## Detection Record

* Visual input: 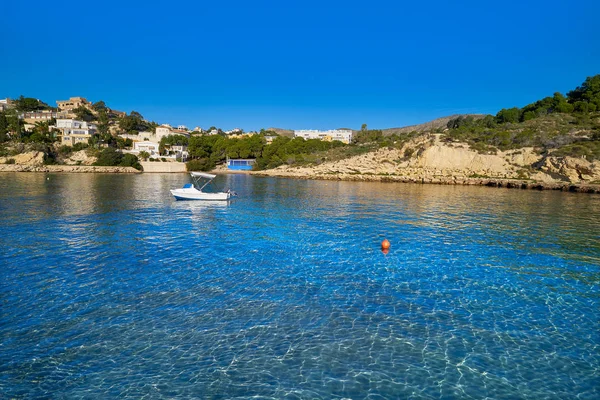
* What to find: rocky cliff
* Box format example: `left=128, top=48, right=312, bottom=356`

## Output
left=254, top=134, right=600, bottom=192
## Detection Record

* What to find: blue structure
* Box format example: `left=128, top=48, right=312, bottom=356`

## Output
left=227, top=159, right=255, bottom=171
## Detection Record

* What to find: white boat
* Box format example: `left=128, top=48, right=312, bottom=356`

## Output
left=170, top=172, right=233, bottom=201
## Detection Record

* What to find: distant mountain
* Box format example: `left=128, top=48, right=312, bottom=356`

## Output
left=381, top=114, right=485, bottom=136
left=266, top=127, right=295, bottom=137
left=266, top=119, right=489, bottom=137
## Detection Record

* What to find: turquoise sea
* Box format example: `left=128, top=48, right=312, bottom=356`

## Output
left=1, top=173, right=599, bottom=399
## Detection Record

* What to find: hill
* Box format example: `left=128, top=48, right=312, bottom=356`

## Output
left=254, top=75, right=600, bottom=189
left=265, top=127, right=294, bottom=137
left=381, top=115, right=484, bottom=136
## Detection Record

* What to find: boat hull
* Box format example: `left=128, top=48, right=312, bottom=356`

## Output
left=170, top=189, right=230, bottom=201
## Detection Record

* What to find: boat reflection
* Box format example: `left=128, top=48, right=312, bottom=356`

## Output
left=172, top=199, right=230, bottom=211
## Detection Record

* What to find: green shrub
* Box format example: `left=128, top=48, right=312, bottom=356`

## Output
left=72, top=143, right=88, bottom=151
left=57, top=145, right=74, bottom=156
left=29, top=142, right=48, bottom=152
left=119, top=153, right=142, bottom=170
left=186, top=158, right=213, bottom=171
left=552, top=140, right=600, bottom=161
left=94, top=147, right=123, bottom=166
left=44, top=153, right=58, bottom=165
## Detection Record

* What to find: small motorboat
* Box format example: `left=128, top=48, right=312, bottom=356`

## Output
left=170, top=172, right=233, bottom=201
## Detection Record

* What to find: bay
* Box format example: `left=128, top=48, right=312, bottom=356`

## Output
left=0, top=173, right=599, bottom=399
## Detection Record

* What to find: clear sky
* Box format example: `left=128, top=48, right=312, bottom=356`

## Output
left=1, top=0, right=598, bottom=131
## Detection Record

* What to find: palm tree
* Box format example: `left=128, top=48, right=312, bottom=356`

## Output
left=138, top=150, right=150, bottom=161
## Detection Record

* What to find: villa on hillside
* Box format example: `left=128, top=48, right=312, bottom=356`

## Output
left=134, top=141, right=160, bottom=157
left=0, top=98, right=14, bottom=112
left=56, top=97, right=92, bottom=111
left=155, top=125, right=190, bottom=140
left=119, top=125, right=190, bottom=145
left=129, top=140, right=188, bottom=161
left=264, top=135, right=277, bottom=144
left=53, top=119, right=97, bottom=146
left=294, top=129, right=353, bottom=144
left=121, top=125, right=190, bottom=161
left=20, top=110, right=68, bottom=123
left=228, top=131, right=255, bottom=139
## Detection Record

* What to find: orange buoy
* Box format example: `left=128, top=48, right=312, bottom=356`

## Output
left=381, top=239, right=391, bottom=250
left=381, top=248, right=389, bottom=255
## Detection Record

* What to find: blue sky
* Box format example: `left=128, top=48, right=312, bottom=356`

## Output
left=1, top=0, right=598, bottom=131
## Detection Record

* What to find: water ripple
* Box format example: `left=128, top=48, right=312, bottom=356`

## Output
left=0, top=173, right=599, bottom=399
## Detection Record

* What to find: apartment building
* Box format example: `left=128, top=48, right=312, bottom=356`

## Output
left=294, top=129, right=353, bottom=144
left=54, top=119, right=97, bottom=146
left=20, top=110, right=68, bottom=123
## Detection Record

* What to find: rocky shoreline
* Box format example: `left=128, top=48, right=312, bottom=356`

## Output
left=251, top=169, right=600, bottom=193
left=3, top=141, right=600, bottom=193
left=0, top=164, right=140, bottom=173
left=249, top=135, right=600, bottom=194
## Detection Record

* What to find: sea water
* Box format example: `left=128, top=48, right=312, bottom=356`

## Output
left=0, top=173, right=599, bottom=399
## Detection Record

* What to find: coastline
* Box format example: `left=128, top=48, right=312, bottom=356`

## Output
left=2, top=161, right=598, bottom=194
left=250, top=169, right=600, bottom=193
left=0, top=164, right=140, bottom=173
left=243, top=137, right=600, bottom=194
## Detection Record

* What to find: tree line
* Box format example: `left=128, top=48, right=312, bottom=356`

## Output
left=444, top=75, right=600, bottom=159
left=183, top=133, right=345, bottom=171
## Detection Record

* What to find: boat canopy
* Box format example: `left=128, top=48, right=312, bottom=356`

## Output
left=191, top=172, right=216, bottom=179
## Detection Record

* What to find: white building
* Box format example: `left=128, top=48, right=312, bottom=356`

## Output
left=54, top=119, right=97, bottom=146
left=0, top=98, right=13, bottom=111
left=120, top=126, right=189, bottom=145
left=294, top=129, right=353, bottom=144
left=20, top=110, right=68, bottom=122
left=170, top=145, right=189, bottom=161
left=264, top=135, right=277, bottom=144
left=155, top=125, right=190, bottom=141
left=155, top=126, right=172, bottom=141
left=130, top=141, right=187, bottom=160
left=134, top=141, right=161, bottom=157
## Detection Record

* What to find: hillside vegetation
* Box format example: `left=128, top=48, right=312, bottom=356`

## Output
left=176, top=75, right=600, bottom=172
left=2, top=75, right=599, bottom=178
left=382, top=115, right=485, bottom=136
left=299, top=75, right=600, bottom=165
